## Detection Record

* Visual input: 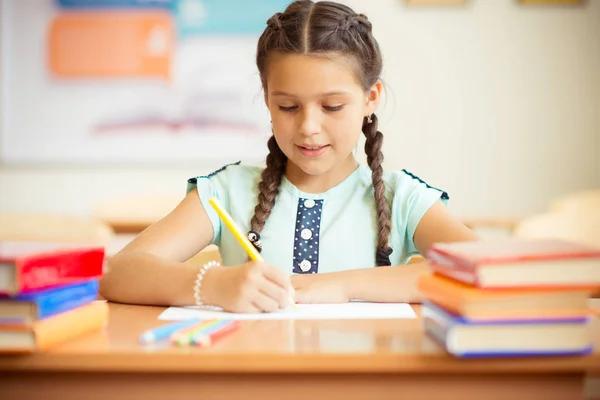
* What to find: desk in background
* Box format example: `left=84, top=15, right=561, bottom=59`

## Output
left=1, top=301, right=599, bottom=400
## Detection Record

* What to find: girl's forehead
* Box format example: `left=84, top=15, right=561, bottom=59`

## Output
left=266, top=54, right=363, bottom=96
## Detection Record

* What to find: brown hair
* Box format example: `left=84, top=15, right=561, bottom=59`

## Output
left=250, top=0, right=393, bottom=266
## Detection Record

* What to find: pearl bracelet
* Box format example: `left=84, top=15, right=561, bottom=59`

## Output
left=193, top=260, right=220, bottom=306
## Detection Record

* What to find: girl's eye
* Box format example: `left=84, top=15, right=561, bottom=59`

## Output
left=279, top=105, right=298, bottom=112
left=323, top=105, right=344, bottom=112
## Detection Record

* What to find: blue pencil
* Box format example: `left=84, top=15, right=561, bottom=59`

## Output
left=139, top=319, right=204, bottom=344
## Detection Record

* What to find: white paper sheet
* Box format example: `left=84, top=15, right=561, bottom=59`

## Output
left=158, top=302, right=416, bottom=321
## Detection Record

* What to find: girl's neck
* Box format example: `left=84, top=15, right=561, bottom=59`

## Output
left=285, top=156, right=359, bottom=194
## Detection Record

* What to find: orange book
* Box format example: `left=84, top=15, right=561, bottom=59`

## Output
left=0, top=301, right=108, bottom=353
left=418, top=273, right=591, bottom=320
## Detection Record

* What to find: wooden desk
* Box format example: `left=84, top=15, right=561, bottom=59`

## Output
left=1, top=301, right=599, bottom=400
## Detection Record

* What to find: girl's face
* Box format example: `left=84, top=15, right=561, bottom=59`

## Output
left=265, top=54, right=381, bottom=185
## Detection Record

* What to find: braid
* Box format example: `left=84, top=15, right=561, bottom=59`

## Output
left=362, top=113, right=393, bottom=266
left=249, top=135, right=287, bottom=241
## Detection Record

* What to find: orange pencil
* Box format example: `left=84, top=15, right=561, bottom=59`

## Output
left=192, top=320, right=240, bottom=347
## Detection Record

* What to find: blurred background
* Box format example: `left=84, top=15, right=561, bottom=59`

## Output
left=0, top=0, right=599, bottom=245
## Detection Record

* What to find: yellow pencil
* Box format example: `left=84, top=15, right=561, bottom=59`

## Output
left=208, top=197, right=297, bottom=311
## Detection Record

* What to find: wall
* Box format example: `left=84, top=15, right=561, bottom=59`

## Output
left=1, top=0, right=599, bottom=220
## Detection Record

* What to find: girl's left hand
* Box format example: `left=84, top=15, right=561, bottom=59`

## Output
left=291, top=273, right=351, bottom=304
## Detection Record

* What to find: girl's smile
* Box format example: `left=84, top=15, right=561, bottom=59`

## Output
left=297, top=144, right=330, bottom=157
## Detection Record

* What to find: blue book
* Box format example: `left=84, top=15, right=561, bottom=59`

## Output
left=0, top=280, right=99, bottom=326
left=422, top=300, right=593, bottom=358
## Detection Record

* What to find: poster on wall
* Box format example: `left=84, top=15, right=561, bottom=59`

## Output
left=0, top=0, right=289, bottom=165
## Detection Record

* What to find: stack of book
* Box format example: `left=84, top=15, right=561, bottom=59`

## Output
left=0, top=241, right=109, bottom=353
left=419, top=238, right=600, bottom=357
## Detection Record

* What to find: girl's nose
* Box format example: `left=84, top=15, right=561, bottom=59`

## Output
left=298, top=108, right=321, bottom=137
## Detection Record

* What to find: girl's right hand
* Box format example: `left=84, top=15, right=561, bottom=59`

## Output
left=202, top=261, right=292, bottom=313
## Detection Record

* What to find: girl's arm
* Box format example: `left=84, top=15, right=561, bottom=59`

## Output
left=292, top=201, right=479, bottom=304
left=99, top=190, right=215, bottom=306
left=100, top=190, right=292, bottom=311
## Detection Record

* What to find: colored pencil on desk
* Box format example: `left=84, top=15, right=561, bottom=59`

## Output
left=170, top=320, right=219, bottom=345
left=175, top=320, right=230, bottom=347
left=208, top=197, right=297, bottom=311
left=192, top=320, right=239, bottom=347
left=188, top=319, right=234, bottom=345
left=139, top=319, right=204, bottom=344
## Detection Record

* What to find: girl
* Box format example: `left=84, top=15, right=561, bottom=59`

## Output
left=100, top=0, right=477, bottom=313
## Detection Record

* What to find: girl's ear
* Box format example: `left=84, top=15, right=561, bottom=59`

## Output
left=365, top=80, right=383, bottom=116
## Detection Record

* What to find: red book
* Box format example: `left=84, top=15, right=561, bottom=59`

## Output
left=0, top=241, right=105, bottom=296
left=427, top=238, right=600, bottom=289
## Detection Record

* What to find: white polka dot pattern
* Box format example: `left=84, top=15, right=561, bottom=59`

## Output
left=293, top=198, right=323, bottom=274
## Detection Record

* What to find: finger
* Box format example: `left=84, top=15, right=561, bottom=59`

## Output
left=242, top=305, right=263, bottom=314
left=261, top=264, right=290, bottom=289
left=229, top=300, right=262, bottom=314
left=251, top=292, right=281, bottom=313
left=258, top=278, right=290, bottom=310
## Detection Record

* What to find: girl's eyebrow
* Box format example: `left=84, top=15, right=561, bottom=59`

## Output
left=270, top=90, right=351, bottom=97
